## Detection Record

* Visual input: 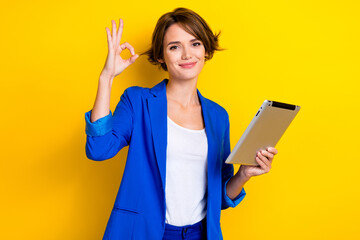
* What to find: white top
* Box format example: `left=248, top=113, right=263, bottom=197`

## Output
left=165, top=116, right=208, bottom=226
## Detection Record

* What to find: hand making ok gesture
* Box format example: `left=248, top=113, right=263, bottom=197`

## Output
left=101, top=19, right=139, bottom=79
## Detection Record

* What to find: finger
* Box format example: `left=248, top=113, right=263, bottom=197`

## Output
left=261, top=150, right=274, bottom=160
left=128, top=54, right=139, bottom=64
left=123, top=54, right=139, bottom=68
left=257, top=151, right=271, bottom=169
left=115, top=18, right=123, bottom=49
left=266, top=147, right=278, bottom=155
left=105, top=27, right=113, bottom=49
left=255, top=157, right=269, bottom=172
left=120, top=42, right=136, bottom=55
left=111, top=20, right=117, bottom=44
left=120, top=54, right=138, bottom=70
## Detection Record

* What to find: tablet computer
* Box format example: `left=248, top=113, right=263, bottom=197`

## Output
left=225, top=100, right=300, bottom=165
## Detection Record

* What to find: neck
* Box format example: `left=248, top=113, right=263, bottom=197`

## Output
left=166, top=77, right=200, bottom=107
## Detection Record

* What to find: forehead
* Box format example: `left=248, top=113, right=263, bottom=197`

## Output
left=163, top=23, right=197, bottom=43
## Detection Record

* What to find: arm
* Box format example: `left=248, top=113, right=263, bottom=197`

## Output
left=221, top=114, right=246, bottom=209
left=90, top=18, right=138, bottom=123
left=226, top=172, right=250, bottom=200
left=85, top=19, right=138, bottom=160
left=85, top=88, right=135, bottom=160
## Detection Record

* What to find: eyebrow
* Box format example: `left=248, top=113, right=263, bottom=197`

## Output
left=167, top=39, right=199, bottom=46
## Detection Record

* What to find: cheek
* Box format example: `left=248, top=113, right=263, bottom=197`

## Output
left=198, top=50, right=206, bottom=60
left=164, top=52, right=179, bottom=64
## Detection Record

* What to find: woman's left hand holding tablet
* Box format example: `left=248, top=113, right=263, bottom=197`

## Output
left=238, top=147, right=278, bottom=179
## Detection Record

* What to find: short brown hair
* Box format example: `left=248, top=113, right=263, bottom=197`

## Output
left=143, top=8, right=222, bottom=71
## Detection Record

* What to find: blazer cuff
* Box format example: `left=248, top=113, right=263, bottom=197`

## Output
left=85, top=110, right=112, bottom=137
left=223, top=178, right=246, bottom=208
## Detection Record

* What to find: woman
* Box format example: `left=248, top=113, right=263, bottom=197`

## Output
left=85, top=8, right=278, bottom=240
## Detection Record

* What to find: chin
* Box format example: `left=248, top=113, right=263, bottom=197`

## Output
left=175, top=73, right=201, bottom=81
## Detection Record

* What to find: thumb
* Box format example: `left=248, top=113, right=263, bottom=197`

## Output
left=128, top=54, right=139, bottom=65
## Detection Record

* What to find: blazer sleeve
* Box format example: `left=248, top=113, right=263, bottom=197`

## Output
left=85, top=88, right=134, bottom=161
left=221, top=112, right=246, bottom=210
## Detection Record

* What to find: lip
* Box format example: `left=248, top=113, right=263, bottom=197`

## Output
left=179, top=62, right=197, bottom=68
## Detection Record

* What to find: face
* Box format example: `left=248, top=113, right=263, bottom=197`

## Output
left=159, top=23, right=207, bottom=82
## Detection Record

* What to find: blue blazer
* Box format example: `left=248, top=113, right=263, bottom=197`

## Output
left=85, top=79, right=246, bottom=240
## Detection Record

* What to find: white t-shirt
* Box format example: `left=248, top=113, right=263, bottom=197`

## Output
left=165, top=116, right=208, bottom=226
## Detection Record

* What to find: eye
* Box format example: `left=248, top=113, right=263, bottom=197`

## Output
left=193, top=42, right=201, bottom=47
left=169, top=45, right=178, bottom=50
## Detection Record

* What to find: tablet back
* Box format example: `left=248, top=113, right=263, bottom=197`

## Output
left=225, top=100, right=300, bottom=165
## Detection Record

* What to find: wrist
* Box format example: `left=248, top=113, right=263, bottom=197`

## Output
left=236, top=167, right=251, bottom=183
left=99, top=72, right=114, bottom=82
left=99, top=74, right=114, bottom=87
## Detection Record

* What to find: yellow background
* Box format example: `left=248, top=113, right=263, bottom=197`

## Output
left=1, top=0, right=359, bottom=239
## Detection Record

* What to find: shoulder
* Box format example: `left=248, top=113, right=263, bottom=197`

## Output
left=122, top=79, right=167, bottom=100
left=123, top=85, right=149, bottom=96
left=114, top=86, right=152, bottom=115
left=121, top=85, right=153, bottom=102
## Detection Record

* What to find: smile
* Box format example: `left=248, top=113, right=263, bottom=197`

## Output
left=179, top=62, right=197, bottom=68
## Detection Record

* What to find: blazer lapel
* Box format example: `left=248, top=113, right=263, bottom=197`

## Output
left=197, top=90, right=218, bottom=196
left=147, top=79, right=168, bottom=190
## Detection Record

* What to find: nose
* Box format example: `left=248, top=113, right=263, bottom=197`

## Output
left=181, top=46, right=192, bottom=60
